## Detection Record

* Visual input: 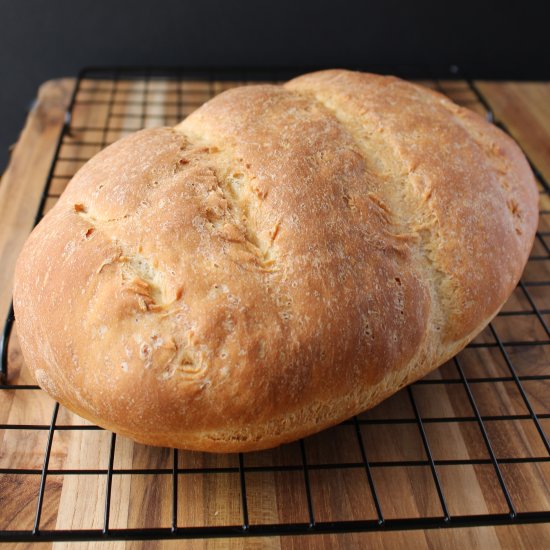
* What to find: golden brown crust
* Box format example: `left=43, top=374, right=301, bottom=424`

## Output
left=13, top=70, right=538, bottom=452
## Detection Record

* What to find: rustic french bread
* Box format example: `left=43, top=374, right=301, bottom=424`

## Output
left=13, top=70, right=538, bottom=452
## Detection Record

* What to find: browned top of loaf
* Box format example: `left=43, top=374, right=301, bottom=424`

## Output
left=13, top=70, right=538, bottom=451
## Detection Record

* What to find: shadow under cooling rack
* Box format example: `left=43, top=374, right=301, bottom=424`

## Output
left=0, top=67, right=549, bottom=543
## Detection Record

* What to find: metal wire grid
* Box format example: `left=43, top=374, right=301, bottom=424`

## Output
left=0, top=67, right=549, bottom=542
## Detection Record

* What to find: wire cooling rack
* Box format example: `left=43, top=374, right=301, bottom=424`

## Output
left=0, top=68, right=549, bottom=543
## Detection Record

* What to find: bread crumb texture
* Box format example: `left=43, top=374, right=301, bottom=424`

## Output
left=13, top=70, right=538, bottom=451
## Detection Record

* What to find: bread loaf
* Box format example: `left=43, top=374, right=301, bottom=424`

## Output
left=13, top=70, right=538, bottom=452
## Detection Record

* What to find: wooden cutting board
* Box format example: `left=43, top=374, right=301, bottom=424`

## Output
left=0, top=75, right=549, bottom=549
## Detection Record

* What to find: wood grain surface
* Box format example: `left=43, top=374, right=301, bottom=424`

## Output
left=0, top=75, right=549, bottom=549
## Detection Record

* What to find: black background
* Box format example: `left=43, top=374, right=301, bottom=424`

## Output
left=0, top=0, right=548, bottom=172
